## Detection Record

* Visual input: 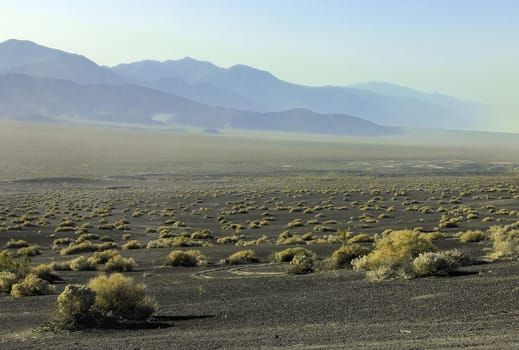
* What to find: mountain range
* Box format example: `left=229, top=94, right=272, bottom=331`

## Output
left=0, top=39, right=488, bottom=135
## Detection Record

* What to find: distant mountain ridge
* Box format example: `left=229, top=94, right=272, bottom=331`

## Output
left=0, top=73, right=392, bottom=136
left=112, top=58, right=488, bottom=129
left=0, top=38, right=488, bottom=134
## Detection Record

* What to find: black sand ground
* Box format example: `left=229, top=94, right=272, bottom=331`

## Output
left=1, top=175, right=519, bottom=349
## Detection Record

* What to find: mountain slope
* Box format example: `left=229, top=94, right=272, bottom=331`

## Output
left=112, top=58, right=487, bottom=129
left=0, top=73, right=393, bottom=136
left=0, top=39, right=127, bottom=85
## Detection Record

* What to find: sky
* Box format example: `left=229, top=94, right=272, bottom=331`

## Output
left=0, top=0, right=518, bottom=130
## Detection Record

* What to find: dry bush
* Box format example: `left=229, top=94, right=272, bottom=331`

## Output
left=331, top=244, right=369, bottom=269
left=55, top=284, right=96, bottom=329
left=5, top=239, right=29, bottom=248
left=122, top=240, right=144, bottom=250
left=488, top=223, right=519, bottom=259
left=88, top=250, right=120, bottom=265
left=102, top=255, right=136, bottom=273
left=166, top=250, right=208, bottom=267
left=224, top=250, right=260, bottom=265
left=30, top=264, right=59, bottom=282
left=17, top=245, right=41, bottom=257
left=88, top=273, right=155, bottom=320
left=0, top=271, right=17, bottom=292
left=0, top=250, right=29, bottom=277
left=347, top=233, right=373, bottom=244
left=11, top=274, right=54, bottom=297
left=459, top=230, right=488, bottom=243
left=412, top=249, right=468, bottom=277
left=270, top=247, right=316, bottom=263
left=352, top=229, right=435, bottom=280
left=286, top=253, right=314, bottom=275
left=70, top=256, right=96, bottom=271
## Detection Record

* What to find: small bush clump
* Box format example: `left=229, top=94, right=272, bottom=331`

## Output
left=270, top=247, right=316, bottom=263
left=0, top=271, right=17, bottom=292
left=11, top=274, right=53, bottom=297
left=412, top=249, right=468, bottom=277
left=55, top=284, right=97, bottom=329
left=330, top=244, right=369, bottom=269
left=488, top=223, right=519, bottom=259
left=352, top=229, right=435, bottom=280
left=122, top=240, right=145, bottom=250
left=459, top=230, right=488, bottom=243
left=88, top=273, right=155, bottom=320
left=166, top=250, right=208, bottom=267
left=224, top=250, right=260, bottom=265
left=286, top=254, right=314, bottom=275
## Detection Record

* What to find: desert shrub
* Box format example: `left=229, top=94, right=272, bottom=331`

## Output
left=459, top=230, right=488, bottom=243
left=412, top=249, right=468, bottom=277
left=60, top=241, right=118, bottom=256
left=11, top=274, right=53, bottom=297
left=0, top=271, right=17, bottom=292
left=270, top=247, right=316, bottom=263
left=17, top=245, right=41, bottom=257
left=353, top=229, right=435, bottom=280
left=78, top=233, right=101, bottom=241
left=70, top=256, right=96, bottom=271
left=102, top=255, right=136, bottom=273
left=166, top=250, right=208, bottom=267
left=224, top=250, right=260, bottom=265
left=122, top=240, right=145, bottom=250
left=88, top=273, right=155, bottom=320
left=30, top=264, right=59, bottom=282
left=190, top=229, right=214, bottom=240
left=146, top=237, right=207, bottom=249
left=87, top=250, right=120, bottom=265
left=60, top=241, right=97, bottom=256
left=347, top=233, right=373, bottom=244
left=50, top=260, right=72, bottom=271
left=0, top=250, right=29, bottom=277
left=55, top=284, right=96, bottom=329
left=52, top=238, right=74, bottom=250
left=5, top=239, right=29, bottom=248
left=488, top=224, right=519, bottom=259
left=330, top=244, right=370, bottom=269
left=286, top=254, right=314, bottom=275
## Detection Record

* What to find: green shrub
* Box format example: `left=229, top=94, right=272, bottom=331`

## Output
left=88, top=273, right=155, bottom=320
left=166, top=250, right=208, bottom=267
left=11, top=274, right=53, bottom=297
left=224, top=250, right=260, bottom=265
left=331, top=244, right=369, bottom=269
left=270, top=247, right=315, bottom=263
left=286, top=254, right=314, bottom=275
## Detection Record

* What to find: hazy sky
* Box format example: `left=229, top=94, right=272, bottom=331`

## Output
left=0, top=0, right=518, bottom=129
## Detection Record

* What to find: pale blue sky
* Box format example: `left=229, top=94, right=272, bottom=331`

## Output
left=0, top=0, right=518, bottom=129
